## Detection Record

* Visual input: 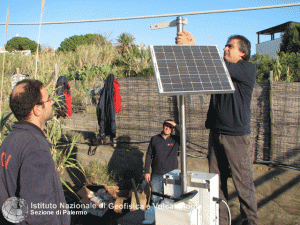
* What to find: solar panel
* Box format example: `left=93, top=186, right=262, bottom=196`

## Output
left=149, top=45, right=235, bottom=95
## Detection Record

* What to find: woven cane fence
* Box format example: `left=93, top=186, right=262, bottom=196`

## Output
left=65, top=76, right=300, bottom=168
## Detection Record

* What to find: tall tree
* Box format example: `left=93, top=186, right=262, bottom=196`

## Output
left=57, top=34, right=106, bottom=52
left=280, top=22, right=300, bottom=54
left=5, top=37, right=40, bottom=53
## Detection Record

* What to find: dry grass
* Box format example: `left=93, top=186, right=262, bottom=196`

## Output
left=0, top=6, right=9, bottom=122
left=85, top=161, right=119, bottom=186
left=0, top=42, right=118, bottom=100
left=0, top=33, right=152, bottom=109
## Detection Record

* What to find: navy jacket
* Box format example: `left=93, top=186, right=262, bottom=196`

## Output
left=0, top=122, right=70, bottom=225
left=145, top=125, right=189, bottom=175
left=97, top=74, right=116, bottom=138
left=205, top=60, right=257, bottom=135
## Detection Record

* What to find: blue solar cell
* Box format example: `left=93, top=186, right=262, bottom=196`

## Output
left=150, top=45, right=234, bottom=95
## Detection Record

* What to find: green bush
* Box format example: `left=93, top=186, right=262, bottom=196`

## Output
left=275, top=52, right=300, bottom=82
left=251, top=54, right=274, bottom=82
left=115, top=44, right=153, bottom=77
left=57, top=33, right=106, bottom=53
left=251, top=52, right=300, bottom=82
left=137, top=66, right=154, bottom=77
left=5, top=37, right=41, bottom=53
left=67, top=64, right=111, bottom=81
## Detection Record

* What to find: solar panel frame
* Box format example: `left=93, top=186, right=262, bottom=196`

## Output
left=149, top=45, right=235, bottom=96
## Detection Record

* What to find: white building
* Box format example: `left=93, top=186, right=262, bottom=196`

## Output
left=256, top=21, right=299, bottom=59
left=0, top=47, right=8, bottom=54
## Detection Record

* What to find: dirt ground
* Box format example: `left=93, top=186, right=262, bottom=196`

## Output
left=63, top=143, right=300, bottom=225
left=231, top=163, right=300, bottom=225
left=183, top=156, right=300, bottom=225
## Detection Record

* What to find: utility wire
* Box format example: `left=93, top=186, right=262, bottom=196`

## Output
left=1, top=3, right=300, bottom=26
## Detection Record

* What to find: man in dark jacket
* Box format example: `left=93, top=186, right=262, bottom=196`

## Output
left=0, top=79, right=70, bottom=225
left=144, top=120, right=189, bottom=205
left=177, top=33, right=259, bottom=225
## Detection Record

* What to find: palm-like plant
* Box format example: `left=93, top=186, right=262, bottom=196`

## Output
left=116, top=32, right=135, bottom=55
left=0, top=99, right=13, bottom=144
left=45, top=117, right=85, bottom=198
left=45, top=94, right=85, bottom=198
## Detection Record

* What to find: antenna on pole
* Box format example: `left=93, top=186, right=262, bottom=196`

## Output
left=150, top=16, right=188, bottom=194
left=150, top=17, right=187, bottom=31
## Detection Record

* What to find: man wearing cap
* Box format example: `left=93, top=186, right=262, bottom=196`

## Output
left=144, top=120, right=189, bottom=205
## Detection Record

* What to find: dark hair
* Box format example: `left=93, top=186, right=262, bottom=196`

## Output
left=227, top=35, right=251, bottom=61
left=163, top=119, right=174, bottom=124
left=9, top=79, right=44, bottom=121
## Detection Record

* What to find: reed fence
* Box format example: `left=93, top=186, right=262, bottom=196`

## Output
left=65, top=74, right=300, bottom=168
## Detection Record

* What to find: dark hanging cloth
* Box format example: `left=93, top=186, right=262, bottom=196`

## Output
left=55, top=76, right=72, bottom=118
left=97, top=74, right=116, bottom=139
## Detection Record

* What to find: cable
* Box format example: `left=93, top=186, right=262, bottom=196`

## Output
left=186, top=153, right=207, bottom=159
left=254, top=161, right=300, bottom=171
left=213, top=197, right=231, bottom=225
left=50, top=117, right=300, bottom=171
left=1, top=3, right=300, bottom=25
left=221, top=199, right=231, bottom=225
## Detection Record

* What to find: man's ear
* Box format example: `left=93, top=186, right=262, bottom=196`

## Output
left=240, top=51, right=246, bottom=59
left=32, top=104, right=42, bottom=117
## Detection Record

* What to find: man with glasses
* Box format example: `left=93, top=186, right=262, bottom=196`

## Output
left=144, top=120, right=188, bottom=205
left=0, top=79, right=70, bottom=224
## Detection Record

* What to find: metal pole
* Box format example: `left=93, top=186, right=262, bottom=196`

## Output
left=3, top=3, right=300, bottom=25
left=177, top=16, right=183, bottom=33
left=179, top=96, right=187, bottom=194
left=177, top=16, right=187, bottom=194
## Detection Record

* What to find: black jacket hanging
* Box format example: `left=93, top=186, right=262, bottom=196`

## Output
left=97, top=74, right=116, bottom=138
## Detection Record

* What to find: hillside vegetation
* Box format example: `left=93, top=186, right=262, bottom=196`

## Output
left=2, top=25, right=300, bottom=105
left=0, top=33, right=153, bottom=106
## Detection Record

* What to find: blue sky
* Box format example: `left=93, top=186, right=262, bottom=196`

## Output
left=1, top=0, right=300, bottom=55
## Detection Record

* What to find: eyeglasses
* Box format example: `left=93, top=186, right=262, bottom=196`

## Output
left=163, top=123, right=174, bottom=129
left=37, top=97, right=53, bottom=105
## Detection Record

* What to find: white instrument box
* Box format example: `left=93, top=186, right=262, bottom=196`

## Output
left=161, top=169, right=219, bottom=225
left=155, top=202, right=202, bottom=225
